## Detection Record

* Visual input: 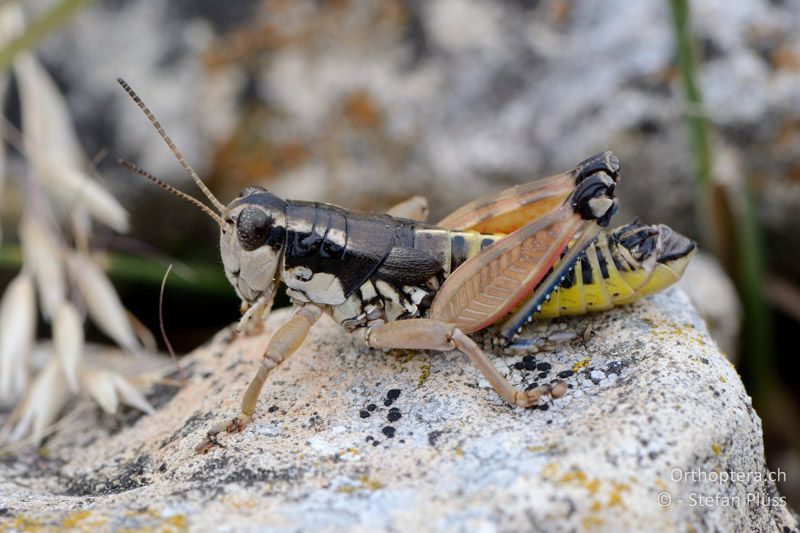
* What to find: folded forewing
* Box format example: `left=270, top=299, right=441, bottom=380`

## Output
left=430, top=204, right=584, bottom=333
left=436, top=172, right=574, bottom=234
left=437, top=151, right=619, bottom=234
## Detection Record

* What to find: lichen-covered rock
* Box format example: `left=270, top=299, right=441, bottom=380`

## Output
left=1, top=289, right=796, bottom=531
left=678, top=252, right=742, bottom=359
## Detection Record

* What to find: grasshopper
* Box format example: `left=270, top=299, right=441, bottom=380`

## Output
left=116, top=79, right=695, bottom=454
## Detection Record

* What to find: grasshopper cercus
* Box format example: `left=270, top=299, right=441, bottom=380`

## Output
left=116, top=79, right=696, bottom=454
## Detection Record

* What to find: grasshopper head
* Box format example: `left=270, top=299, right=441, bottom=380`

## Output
left=220, top=187, right=287, bottom=306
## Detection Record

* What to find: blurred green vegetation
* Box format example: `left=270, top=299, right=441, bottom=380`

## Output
left=0, top=0, right=94, bottom=72
left=669, top=0, right=786, bottom=431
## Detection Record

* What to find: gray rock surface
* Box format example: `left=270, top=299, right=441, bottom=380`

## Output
left=678, top=252, right=742, bottom=359
left=1, top=289, right=796, bottom=531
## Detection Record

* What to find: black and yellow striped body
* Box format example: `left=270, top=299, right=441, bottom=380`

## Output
left=414, top=222, right=695, bottom=321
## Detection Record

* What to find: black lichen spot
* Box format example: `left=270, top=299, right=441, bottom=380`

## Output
left=387, top=389, right=401, bottom=400
left=382, top=426, right=396, bottom=438
left=537, top=372, right=549, bottom=380
left=428, top=430, right=443, bottom=446
left=525, top=382, right=539, bottom=391
left=158, top=463, right=167, bottom=473
left=367, top=403, right=377, bottom=411
left=524, top=359, right=537, bottom=371
left=538, top=404, right=550, bottom=411
left=268, top=405, right=280, bottom=413
left=64, top=454, right=152, bottom=496
left=536, top=362, right=552, bottom=371
left=387, top=411, right=401, bottom=423
left=359, top=410, right=371, bottom=419
left=514, top=361, right=525, bottom=370
left=522, top=355, right=535, bottom=364
left=558, top=370, right=574, bottom=379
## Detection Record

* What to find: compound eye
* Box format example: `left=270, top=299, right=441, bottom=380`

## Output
left=237, top=206, right=272, bottom=251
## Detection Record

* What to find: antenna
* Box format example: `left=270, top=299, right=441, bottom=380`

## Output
left=116, top=78, right=226, bottom=213
left=119, top=159, right=226, bottom=228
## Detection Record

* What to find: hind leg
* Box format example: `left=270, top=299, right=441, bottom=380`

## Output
left=366, top=319, right=563, bottom=407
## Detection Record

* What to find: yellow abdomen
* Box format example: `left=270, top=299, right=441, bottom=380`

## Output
left=535, top=234, right=694, bottom=319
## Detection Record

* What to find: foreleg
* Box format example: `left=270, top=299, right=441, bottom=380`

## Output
left=196, top=304, right=322, bottom=453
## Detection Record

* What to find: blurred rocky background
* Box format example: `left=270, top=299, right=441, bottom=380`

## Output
left=1, top=0, right=800, bottom=512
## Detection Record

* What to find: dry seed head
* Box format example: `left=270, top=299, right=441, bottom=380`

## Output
left=79, top=367, right=154, bottom=416
left=53, top=301, right=84, bottom=393
left=14, top=54, right=129, bottom=232
left=8, top=355, right=70, bottom=445
left=67, top=252, right=141, bottom=353
left=81, top=368, right=118, bottom=414
left=0, top=273, right=36, bottom=402
left=19, top=213, right=66, bottom=320
left=111, top=374, right=155, bottom=415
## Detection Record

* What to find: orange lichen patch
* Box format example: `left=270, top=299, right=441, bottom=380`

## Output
left=61, top=510, right=107, bottom=530
left=204, top=1, right=411, bottom=70
left=547, top=0, right=574, bottom=26
left=204, top=23, right=289, bottom=70
left=338, top=447, right=360, bottom=459
left=771, top=118, right=800, bottom=150
left=8, top=509, right=184, bottom=532
left=417, top=362, right=431, bottom=387
left=771, top=46, right=800, bottom=71
left=542, top=464, right=632, bottom=518
left=581, top=515, right=605, bottom=529
left=788, top=163, right=800, bottom=184
left=10, top=514, right=44, bottom=531
left=572, top=357, right=591, bottom=373
left=391, top=349, right=415, bottom=364
left=646, top=319, right=707, bottom=348
left=608, top=482, right=630, bottom=507
left=543, top=464, right=603, bottom=497
left=342, top=91, right=383, bottom=129
left=711, top=443, right=722, bottom=455
left=210, top=107, right=309, bottom=191
left=336, top=475, right=384, bottom=493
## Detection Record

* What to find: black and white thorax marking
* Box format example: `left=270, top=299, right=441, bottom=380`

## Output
left=241, top=196, right=497, bottom=331
left=222, top=188, right=501, bottom=332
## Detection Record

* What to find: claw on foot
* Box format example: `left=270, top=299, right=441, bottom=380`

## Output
left=515, top=379, right=568, bottom=408
left=195, top=430, right=223, bottom=454
left=194, top=414, right=252, bottom=454
left=225, top=415, right=250, bottom=433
